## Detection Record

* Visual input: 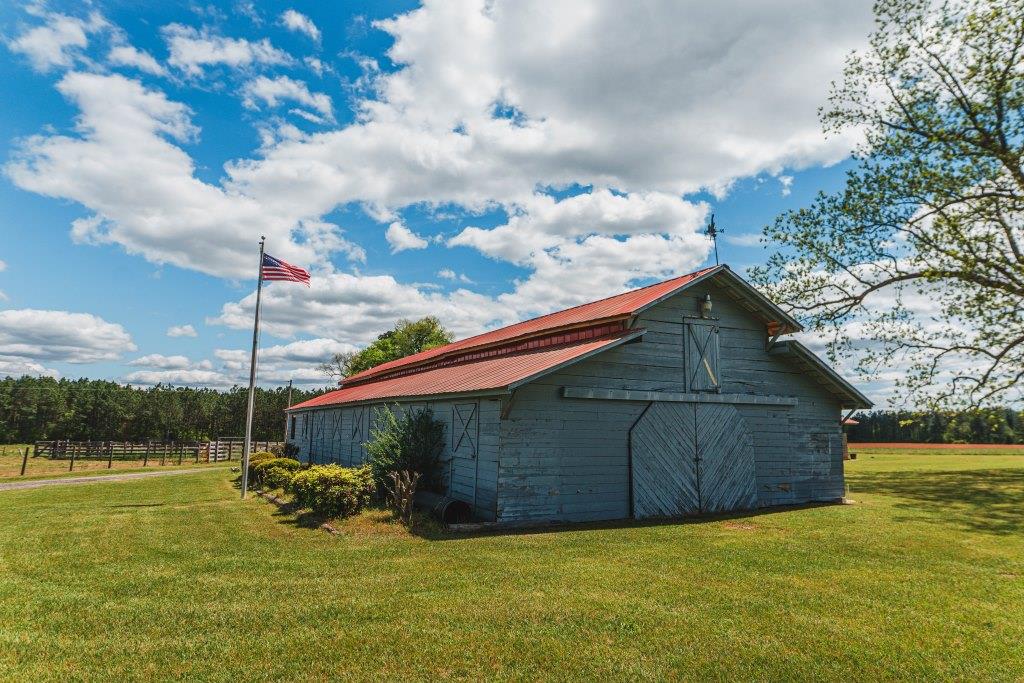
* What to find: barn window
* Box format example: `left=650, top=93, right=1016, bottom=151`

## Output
left=452, top=403, right=478, bottom=458
left=685, top=322, right=720, bottom=392
left=289, top=416, right=296, bottom=439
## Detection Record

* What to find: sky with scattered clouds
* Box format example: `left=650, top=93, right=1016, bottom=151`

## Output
left=1, top=1, right=898, bottom=400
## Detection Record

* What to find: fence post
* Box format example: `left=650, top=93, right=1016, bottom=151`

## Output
left=195, top=443, right=200, bottom=464
left=143, top=441, right=150, bottom=467
left=20, top=447, right=29, bottom=476
left=107, top=441, right=114, bottom=469
left=69, top=446, right=76, bottom=472
left=177, top=444, right=183, bottom=466
left=160, top=444, right=166, bottom=467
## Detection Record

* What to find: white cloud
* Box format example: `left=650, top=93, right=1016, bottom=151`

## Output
left=127, top=353, right=193, bottom=369
left=211, top=272, right=508, bottom=346
left=304, top=56, right=328, bottom=76
left=0, top=259, right=6, bottom=272
left=779, top=175, right=794, bottom=196
left=216, top=337, right=353, bottom=384
left=449, top=189, right=709, bottom=313
left=107, top=44, right=167, bottom=76
left=0, top=356, right=60, bottom=379
left=280, top=9, right=321, bottom=42
left=724, top=232, right=762, bottom=247
left=162, top=24, right=293, bottom=75
left=0, top=309, right=135, bottom=363
left=6, top=72, right=358, bottom=279
left=123, top=368, right=232, bottom=387
left=385, top=221, right=428, bottom=253
left=167, top=323, right=197, bottom=337
left=8, top=10, right=107, bottom=72
left=451, top=189, right=707, bottom=264
left=9, top=1, right=873, bottom=346
left=242, top=75, right=334, bottom=121
left=437, top=268, right=456, bottom=279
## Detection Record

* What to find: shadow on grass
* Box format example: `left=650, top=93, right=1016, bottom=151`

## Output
left=410, top=501, right=842, bottom=541
left=849, top=468, right=1024, bottom=536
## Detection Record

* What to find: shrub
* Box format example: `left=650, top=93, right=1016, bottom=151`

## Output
left=249, top=450, right=276, bottom=465
left=387, top=470, right=420, bottom=525
left=283, top=442, right=301, bottom=459
left=263, top=465, right=296, bottom=491
left=249, top=457, right=301, bottom=488
left=366, top=406, right=444, bottom=492
left=290, top=464, right=374, bottom=518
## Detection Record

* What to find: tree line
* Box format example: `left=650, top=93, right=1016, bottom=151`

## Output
left=0, top=376, right=328, bottom=444
left=847, top=408, right=1024, bottom=444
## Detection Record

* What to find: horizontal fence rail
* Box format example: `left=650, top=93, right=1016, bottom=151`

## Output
left=28, top=439, right=283, bottom=472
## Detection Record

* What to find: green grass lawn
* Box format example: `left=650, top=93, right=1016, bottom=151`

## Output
left=0, top=448, right=1021, bottom=681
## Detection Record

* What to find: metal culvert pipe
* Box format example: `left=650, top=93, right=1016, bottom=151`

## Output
left=413, top=491, right=473, bottom=525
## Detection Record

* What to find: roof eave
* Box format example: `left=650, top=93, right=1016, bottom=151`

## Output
left=285, top=387, right=508, bottom=412
left=633, top=265, right=802, bottom=335
left=769, top=340, right=873, bottom=409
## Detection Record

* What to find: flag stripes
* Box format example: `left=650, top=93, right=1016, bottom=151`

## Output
left=261, top=253, right=310, bottom=286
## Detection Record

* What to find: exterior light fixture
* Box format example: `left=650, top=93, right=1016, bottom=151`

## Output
left=701, top=294, right=713, bottom=318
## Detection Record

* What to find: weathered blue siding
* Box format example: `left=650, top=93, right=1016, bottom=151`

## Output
left=495, top=278, right=845, bottom=522
left=286, top=398, right=501, bottom=521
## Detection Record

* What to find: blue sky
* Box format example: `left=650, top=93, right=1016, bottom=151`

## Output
left=0, top=1, right=874, bottom=394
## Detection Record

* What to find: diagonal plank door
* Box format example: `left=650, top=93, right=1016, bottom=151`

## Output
left=631, top=402, right=699, bottom=517
left=695, top=403, right=757, bottom=513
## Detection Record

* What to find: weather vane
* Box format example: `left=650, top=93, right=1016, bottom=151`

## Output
left=705, top=213, right=724, bottom=265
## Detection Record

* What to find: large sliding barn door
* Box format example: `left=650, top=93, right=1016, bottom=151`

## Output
left=631, top=403, right=699, bottom=516
left=631, top=402, right=756, bottom=517
left=694, top=404, right=757, bottom=513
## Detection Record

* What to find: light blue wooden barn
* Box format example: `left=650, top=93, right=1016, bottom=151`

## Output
left=286, top=265, right=871, bottom=523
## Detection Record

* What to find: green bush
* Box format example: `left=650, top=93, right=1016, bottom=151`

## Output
left=263, top=465, right=296, bottom=491
left=366, top=406, right=445, bottom=492
left=249, top=450, right=276, bottom=465
left=290, top=464, right=374, bottom=518
left=249, top=457, right=301, bottom=488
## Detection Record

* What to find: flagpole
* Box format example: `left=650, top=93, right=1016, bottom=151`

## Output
left=283, top=378, right=293, bottom=444
left=240, top=235, right=266, bottom=499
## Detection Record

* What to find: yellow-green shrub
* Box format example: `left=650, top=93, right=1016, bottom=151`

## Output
left=290, top=465, right=374, bottom=518
left=249, top=451, right=276, bottom=465
left=249, top=457, right=301, bottom=488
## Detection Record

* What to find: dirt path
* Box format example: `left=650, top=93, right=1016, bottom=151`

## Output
left=0, top=467, right=220, bottom=492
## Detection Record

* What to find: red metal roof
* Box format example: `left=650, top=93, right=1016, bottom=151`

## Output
left=289, top=331, right=641, bottom=410
left=345, top=265, right=721, bottom=385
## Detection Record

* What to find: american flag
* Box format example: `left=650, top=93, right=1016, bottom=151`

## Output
left=261, top=253, right=310, bottom=286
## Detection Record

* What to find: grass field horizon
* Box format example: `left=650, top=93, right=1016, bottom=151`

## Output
left=0, top=446, right=1021, bottom=680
